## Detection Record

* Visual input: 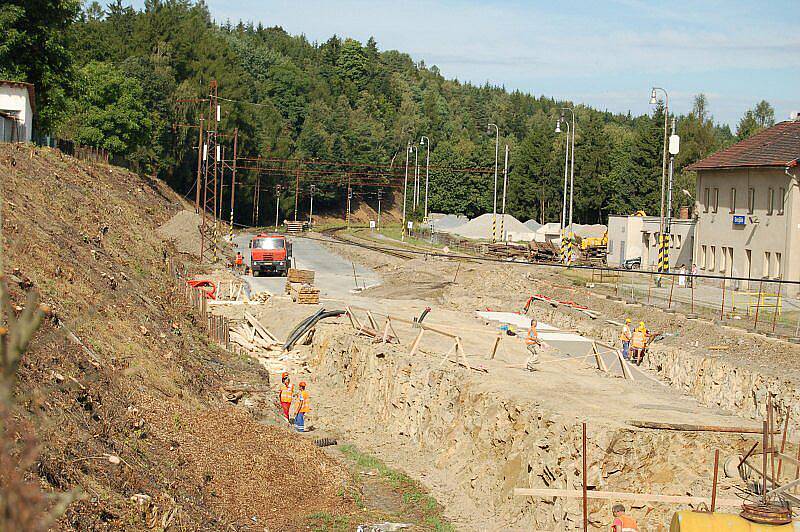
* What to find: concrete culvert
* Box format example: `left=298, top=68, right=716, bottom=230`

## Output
left=314, top=437, right=338, bottom=448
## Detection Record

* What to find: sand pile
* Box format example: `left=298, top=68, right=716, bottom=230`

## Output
left=157, top=209, right=202, bottom=256
left=573, top=223, right=607, bottom=238
left=450, top=213, right=535, bottom=241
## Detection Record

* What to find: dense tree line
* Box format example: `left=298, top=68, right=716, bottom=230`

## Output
left=0, top=0, right=779, bottom=224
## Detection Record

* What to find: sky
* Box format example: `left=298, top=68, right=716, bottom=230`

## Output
left=134, top=0, right=799, bottom=127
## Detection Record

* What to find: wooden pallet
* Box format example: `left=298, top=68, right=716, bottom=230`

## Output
left=287, top=282, right=320, bottom=304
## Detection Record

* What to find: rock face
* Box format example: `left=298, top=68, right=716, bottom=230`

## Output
left=311, top=329, right=748, bottom=529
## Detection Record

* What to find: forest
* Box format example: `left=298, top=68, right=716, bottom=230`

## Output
left=1, top=0, right=779, bottom=224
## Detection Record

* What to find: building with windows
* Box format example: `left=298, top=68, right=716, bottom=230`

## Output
left=607, top=213, right=695, bottom=269
left=687, top=118, right=800, bottom=291
left=0, top=80, right=35, bottom=142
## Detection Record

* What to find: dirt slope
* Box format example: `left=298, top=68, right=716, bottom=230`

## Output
left=0, top=145, right=356, bottom=530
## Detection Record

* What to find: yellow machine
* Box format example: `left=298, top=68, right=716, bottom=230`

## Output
left=670, top=511, right=799, bottom=531
left=579, top=231, right=608, bottom=252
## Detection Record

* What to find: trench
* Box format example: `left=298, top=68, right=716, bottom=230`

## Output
left=309, top=326, right=752, bottom=530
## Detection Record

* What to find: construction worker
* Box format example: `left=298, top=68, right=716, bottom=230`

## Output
left=234, top=251, right=244, bottom=272
left=525, top=320, right=540, bottom=371
left=294, top=381, right=310, bottom=432
left=630, top=322, right=648, bottom=366
left=611, top=504, right=639, bottom=531
left=619, top=318, right=632, bottom=360
left=278, top=372, right=294, bottom=422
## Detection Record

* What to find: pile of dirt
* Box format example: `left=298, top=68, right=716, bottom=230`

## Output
left=431, top=213, right=468, bottom=231
left=157, top=209, right=202, bottom=256
left=523, top=219, right=542, bottom=231
left=0, top=144, right=359, bottom=529
left=449, top=213, right=536, bottom=241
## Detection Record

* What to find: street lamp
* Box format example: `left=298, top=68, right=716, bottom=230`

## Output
left=420, top=135, right=431, bottom=220
left=412, top=145, right=419, bottom=210
left=402, top=142, right=412, bottom=241
left=556, top=116, right=571, bottom=250
left=649, top=87, right=670, bottom=236
left=487, top=123, right=499, bottom=242
left=560, top=107, right=576, bottom=234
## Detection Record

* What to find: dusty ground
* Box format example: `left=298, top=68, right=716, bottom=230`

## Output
left=237, top=232, right=792, bottom=529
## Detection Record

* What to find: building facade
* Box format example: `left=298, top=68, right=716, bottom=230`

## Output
left=607, top=215, right=695, bottom=269
left=0, top=80, right=35, bottom=142
left=688, top=119, right=800, bottom=291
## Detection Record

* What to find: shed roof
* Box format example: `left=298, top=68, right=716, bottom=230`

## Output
left=0, top=80, right=35, bottom=114
left=687, top=119, right=800, bottom=171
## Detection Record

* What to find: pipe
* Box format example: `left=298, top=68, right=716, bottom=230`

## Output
left=283, top=309, right=345, bottom=351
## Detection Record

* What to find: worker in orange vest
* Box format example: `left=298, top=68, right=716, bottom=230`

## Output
left=619, top=318, right=632, bottom=360
left=630, top=322, right=648, bottom=366
left=611, top=504, right=639, bottom=531
left=234, top=251, right=244, bottom=272
left=278, top=372, right=294, bottom=423
left=525, top=320, right=540, bottom=371
left=294, top=381, right=310, bottom=432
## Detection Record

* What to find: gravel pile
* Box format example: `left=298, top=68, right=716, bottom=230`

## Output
left=157, top=209, right=202, bottom=256
left=524, top=219, right=542, bottom=231
left=450, top=213, right=536, bottom=241
left=432, top=214, right=469, bottom=232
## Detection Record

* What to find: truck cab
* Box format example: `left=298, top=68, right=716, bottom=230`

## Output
left=248, top=234, right=291, bottom=276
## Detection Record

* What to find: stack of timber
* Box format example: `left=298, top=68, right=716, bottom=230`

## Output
left=229, top=312, right=282, bottom=355
left=285, top=268, right=319, bottom=304
left=287, top=268, right=315, bottom=284
left=284, top=220, right=306, bottom=234
left=485, top=242, right=531, bottom=260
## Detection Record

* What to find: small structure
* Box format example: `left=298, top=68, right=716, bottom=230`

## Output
left=0, top=80, right=34, bottom=142
left=687, top=117, right=800, bottom=291
left=607, top=214, right=695, bottom=269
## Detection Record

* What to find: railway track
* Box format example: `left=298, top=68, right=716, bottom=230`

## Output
left=320, top=226, right=419, bottom=260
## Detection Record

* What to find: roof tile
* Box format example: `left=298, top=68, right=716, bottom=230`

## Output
left=687, top=120, right=800, bottom=171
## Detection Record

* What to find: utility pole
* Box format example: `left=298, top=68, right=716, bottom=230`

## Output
left=377, top=187, right=382, bottom=231
left=274, top=184, right=281, bottom=231
left=195, top=116, right=204, bottom=213
left=650, top=87, right=670, bottom=275
left=412, top=145, right=419, bottom=209
left=500, top=144, right=509, bottom=242
left=346, top=175, right=352, bottom=229
left=228, top=127, right=238, bottom=241
left=487, top=123, right=499, bottom=243
left=560, top=107, right=576, bottom=234
left=294, top=163, right=300, bottom=221
left=556, top=117, right=571, bottom=262
left=402, top=143, right=411, bottom=241
left=663, top=117, right=680, bottom=274
left=309, top=184, right=315, bottom=228
left=420, top=136, right=431, bottom=220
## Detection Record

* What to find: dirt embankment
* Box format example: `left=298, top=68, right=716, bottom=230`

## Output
left=308, top=326, right=751, bottom=530
left=0, top=145, right=357, bottom=529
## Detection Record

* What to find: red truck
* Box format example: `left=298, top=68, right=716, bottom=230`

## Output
left=248, top=233, right=291, bottom=276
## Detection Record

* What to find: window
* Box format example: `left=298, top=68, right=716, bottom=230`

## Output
left=710, top=246, right=716, bottom=271
left=764, top=251, right=771, bottom=278
left=675, top=234, right=682, bottom=249
left=729, top=188, right=736, bottom=213
left=728, top=248, right=734, bottom=276
left=768, top=188, right=775, bottom=215
left=720, top=247, right=727, bottom=273
left=700, top=245, right=707, bottom=269
left=775, top=252, right=782, bottom=278
left=748, top=188, right=755, bottom=214
left=704, top=188, right=710, bottom=213
left=713, top=188, right=719, bottom=213
left=778, top=188, right=785, bottom=215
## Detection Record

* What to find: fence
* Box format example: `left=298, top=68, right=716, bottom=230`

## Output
left=166, top=256, right=233, bottom=350
left=577, top=267, right=800, bottom=339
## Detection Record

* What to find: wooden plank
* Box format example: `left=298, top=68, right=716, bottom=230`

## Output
left=617, top=350, right=634, bottom=380
left=776, top=452, right=800, bottom=468
left=489, top=336, right=501, bottom=360
left=408, top=329, right=425, bottom=356
left=591, top=341, right=609, bottom=373
left=766, top=478, right=800, bottom=497
left=512, top=488, right=742, bottom=507
left=244, top=312, right=279, bottom=343
left=629, top=420, right=770, bottom=434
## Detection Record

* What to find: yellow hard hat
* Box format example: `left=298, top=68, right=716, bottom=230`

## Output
left=639, top=321, right=645, bottom=328
left=625, top=318, right=631, bottom=323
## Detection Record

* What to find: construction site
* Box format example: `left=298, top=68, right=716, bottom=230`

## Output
left=2, top=136, right=800, bottom=531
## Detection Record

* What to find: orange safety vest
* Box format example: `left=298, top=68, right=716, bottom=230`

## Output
left=619, top=325, right=631, bottom=342
left=297, top=390, right=310, bottom=413
left=279, top=383, right=294, bottom=403
left=613, top=514, right=639, bottom=531
left=525, top=325, right=538, bottom=345
left=235, top=254, right=243, bottom=265
left=631, top=330, right=646, bottom=349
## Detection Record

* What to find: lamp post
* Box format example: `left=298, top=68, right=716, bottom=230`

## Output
left=420, top=135, right=431, bottom=220
left=487, top=123, right=499, bottom=242
left=308, top=184, right=315, bottom=228
left=412, top=145, right=419, bottom=209
left=649, top=87, right=670, bottom=237
left=555, top=117, right=570, bottom=241
left=274, top=184, right=281, bottom=231
left=402, top=142, right=411, bottom=241
left=500, top=145, right=509, bottom=242
left=650, top=86, right=670, bottom=274
left=560, top=107, right=576, bottom=233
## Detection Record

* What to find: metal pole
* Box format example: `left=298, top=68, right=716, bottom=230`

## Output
left=309, top=184, right=315, bottom=228
left=294, top=164, right=300, bottom=221
left=421, top=136, right=431, bottom=219
left=762, top=419, right=768, bottom=504
left=720, top=277, right=726, bottom=320
left=274, top=185, right=280, bottom=231
left=651, top=87, right=670, bottom=238
left=413, top=146, right=419, bottom=209
left=488, top=123, right=499, bottom=242
left=754, top=280, right=764, bottom=330
left=229, top=128, right=238, bottom=239
left=501, top=144, right=509, bottom=242
left=402, top=143, right=410, bottom=241
left=711, top=449, right=719, bottom=513
left=377, top=188, right=382, bottom=231
left=582, top=422, right=588, bottom=532
left=568, top=110, right=575, bottom=233
left=195, top=117, right=204, bottom=213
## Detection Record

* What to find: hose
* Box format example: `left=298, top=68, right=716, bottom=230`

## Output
left=282, top=309, right=345, bottom=351
left=417, top=306, right=431, bottom=324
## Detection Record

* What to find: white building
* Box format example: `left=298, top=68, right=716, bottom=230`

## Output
left=607, top=214, right=695, bottom=269
left=0, top=80, right=35, bottom=142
